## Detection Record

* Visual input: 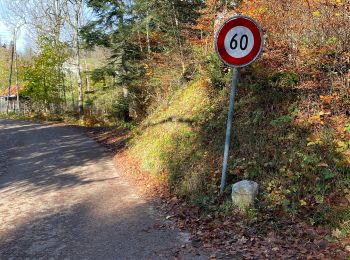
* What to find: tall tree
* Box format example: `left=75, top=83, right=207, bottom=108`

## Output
left=23, top=37, right=70, bottom=112
left=81, top=0, right=203, bottom=121
left=82, top=0, right=135, bottom=121
left=6, top=40, right=14, bottom=114
left=67, top=0, right=84, bottom=118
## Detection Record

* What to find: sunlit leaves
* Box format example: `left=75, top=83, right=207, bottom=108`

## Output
left=344, top=124, right=350, bottom=133
left=23, top=37, right=70, bottom=109
left=312, top=10, right=321, bottom=17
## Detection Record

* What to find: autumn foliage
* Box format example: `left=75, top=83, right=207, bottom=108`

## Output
left=4, top=0, right=349, bottom=254
left=127, top=0, right=350, bottom=245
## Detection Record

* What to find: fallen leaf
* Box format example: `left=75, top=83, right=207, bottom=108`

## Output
left=332, top=228, right=341, bottom=238
left=317, top=162, right=329, bottom=167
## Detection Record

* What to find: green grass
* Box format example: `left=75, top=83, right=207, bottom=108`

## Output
left=130, top=80, right=216, bottom=198
left=129, top=58, right=350, bottom=229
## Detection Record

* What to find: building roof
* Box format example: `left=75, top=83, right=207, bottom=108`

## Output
left=0, top=85, right=25, bottom=98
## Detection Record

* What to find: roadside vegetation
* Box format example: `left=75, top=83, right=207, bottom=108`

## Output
left=0, top=0, right=349, bottom=254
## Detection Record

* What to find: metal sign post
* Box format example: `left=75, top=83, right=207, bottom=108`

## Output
left=214, top=15, right=264, bottom=192
left=220, top=68, right=238, bottom=193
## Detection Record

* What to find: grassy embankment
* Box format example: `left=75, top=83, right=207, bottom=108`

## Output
left=128, top=50, right=350, bottom=236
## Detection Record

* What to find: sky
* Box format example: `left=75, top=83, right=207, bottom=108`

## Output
left=0, top=1, right=95, bottom=54
left=0, top=21, right=27, bottom=53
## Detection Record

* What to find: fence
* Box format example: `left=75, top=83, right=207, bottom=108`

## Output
left=0, top=97, right=27, bottom=114
left=0, top=97, right=7, bottom=113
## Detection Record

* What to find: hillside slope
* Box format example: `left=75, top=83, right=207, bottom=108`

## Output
left=128, top=48, right=350, bottom=240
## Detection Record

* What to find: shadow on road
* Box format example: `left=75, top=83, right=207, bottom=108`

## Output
left=0, top=120, right=116, bottom=193
left=0, top=196, right=185, bottom=259
left=0, top=119, right=196, bottom=259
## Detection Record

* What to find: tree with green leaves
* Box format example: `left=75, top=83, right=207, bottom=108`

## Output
left=81, top=0, right=142, bottom=121
left=81, top=0, right=203, bottom=121
left=23, top=37, right=70, bottom=113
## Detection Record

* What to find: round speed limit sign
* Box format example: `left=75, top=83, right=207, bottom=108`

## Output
left=215, top=16, right=263, bottom=68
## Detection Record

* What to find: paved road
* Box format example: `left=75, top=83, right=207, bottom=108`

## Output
left=0, top=119, right=203, bottom=259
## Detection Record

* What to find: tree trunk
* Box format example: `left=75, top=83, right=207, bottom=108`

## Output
left=84, top=60, right=90, bottom=96
left=171, top=1, right=185, bottom=73
left=137, top=29, right=143, bottom=52
left=75, top=0, right=84, bottom=119
left=146, top=11, right=151, bottom=56
left=70, top=79, right=75, bottom=112
left=122, top=86, right=132, bottom=122
left=62, top=67, right=67, bottom=111
left=14, top=30, right=19, bottom=112
left=84, top=59, right=91, bottom=115
left=6, top=40, right=14, bottom=114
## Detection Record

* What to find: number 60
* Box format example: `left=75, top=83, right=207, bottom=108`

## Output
left=230, top=34, right=248, bottom=51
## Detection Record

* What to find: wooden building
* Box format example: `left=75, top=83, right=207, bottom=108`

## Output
left=0, top=85, right=26, bottom=113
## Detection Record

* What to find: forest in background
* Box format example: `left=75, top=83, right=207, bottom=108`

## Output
left=0, top=0, right=350, bottom=252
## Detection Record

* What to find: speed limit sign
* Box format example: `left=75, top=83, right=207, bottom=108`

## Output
left=216, top=16, right=264, bottom=193
left=215, top=15, right=263, bottom=68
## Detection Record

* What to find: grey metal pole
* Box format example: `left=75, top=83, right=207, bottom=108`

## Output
left=220, top=68, right=239, bottom=193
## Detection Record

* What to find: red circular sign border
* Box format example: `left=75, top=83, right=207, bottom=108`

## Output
left=215, top=16, right=263, bottom=68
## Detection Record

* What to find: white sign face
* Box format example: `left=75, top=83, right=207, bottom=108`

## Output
left=224, top=26, right=254, bottom=59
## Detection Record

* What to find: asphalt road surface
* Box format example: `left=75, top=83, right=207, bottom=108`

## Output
left=0, top=119, right=205, bottom=259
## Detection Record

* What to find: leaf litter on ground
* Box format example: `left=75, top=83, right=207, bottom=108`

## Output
left=81, top=125, right=348, bottom=259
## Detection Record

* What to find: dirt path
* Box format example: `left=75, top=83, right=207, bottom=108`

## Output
left=0, top=119, right=206, bottom=259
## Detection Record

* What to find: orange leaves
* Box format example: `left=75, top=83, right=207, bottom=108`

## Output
left=319, top=93, right=341, bottom=118
left=308, top=114, right=323, bottom=125
left=319, top=95, right=334, bottom=104
left=307, top=111, right=332, bottom=125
